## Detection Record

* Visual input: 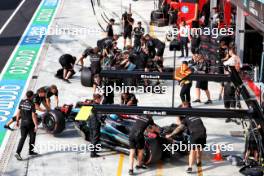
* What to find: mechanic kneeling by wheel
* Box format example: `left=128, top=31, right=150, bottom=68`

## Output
left=89, top=94, right=104, bottom=158
left=15, top=90, right=39, bottom=160
left=128, top=115, right=158, bottom=175
left=58, top=54, right=76, bottom=83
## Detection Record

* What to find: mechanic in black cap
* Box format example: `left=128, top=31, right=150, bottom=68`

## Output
left=133, top=21, right=145, bottom=49
left=15, top=90, right=39, bottom=160
left=166, top=102, right=207, bottom=173
left=4, top=87, right=49, bottom=130
left=128, top=115, right=157, bottom=175
left=89, top=94, right=103, bottom=158
left=106, top=18, right=115, bottom=38
left=121, top=91, right=138, bottom=106
left=97, top=35, right=119, bottom=52
left=59, top=54, right=76, bottom=83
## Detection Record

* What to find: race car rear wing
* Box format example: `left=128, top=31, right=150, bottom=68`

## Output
left=100, top=70, right=231, bottom=82
left=92, top=105, right=251, bottom=119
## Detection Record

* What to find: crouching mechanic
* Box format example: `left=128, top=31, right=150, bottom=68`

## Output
left=128, top=115, right=158, bottom=175
left=165, top=104, right=207, bottom=173
left=15, top=90, right=38, bottom=160
left=89, top=94, right=104, bottom=158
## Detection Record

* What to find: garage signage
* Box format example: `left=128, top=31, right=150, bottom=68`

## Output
left=0, top=0, right=59, bottom=150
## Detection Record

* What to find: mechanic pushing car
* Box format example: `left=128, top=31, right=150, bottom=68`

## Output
left=166, top=102, right=207, bottom=173
left=58, top=54, right=76, bottom=83
left=4, top=87, right=50, bottom=130
left=89, top=94, right=104, bottom=158
left=15, top=90, right=39, bottom=161
left=43, top=85, right=59, bottom=109
left=128, top=115, right=158, bottom=175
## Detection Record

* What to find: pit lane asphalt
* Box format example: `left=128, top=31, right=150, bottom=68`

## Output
left=0, top=0, right=247, bottom=175
left=0, top=0, right=41, bottom=72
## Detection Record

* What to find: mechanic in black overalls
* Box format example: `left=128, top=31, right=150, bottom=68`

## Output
left=89, top=94, right=103, bottom=158
left=15, top=91, right=39, bottom=160
left=59, top=54, right=76, bottom=83
left=128, top=115, right=157, bottom=175
left=166, top=102, right=207, bottom=173
left=106, top=18, right=115, bottom=38
left=121, top=92, right=138, bottom=106
left=133, top=21, right=145, bottom=49
left=33, top=87, right=50, bottom=112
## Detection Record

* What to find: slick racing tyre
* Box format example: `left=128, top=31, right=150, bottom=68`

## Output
left=143, top=138, right=162, bottom=164
left=81, top=67, right=93, bottom=87
left=42, top=110, right=65, bottom=135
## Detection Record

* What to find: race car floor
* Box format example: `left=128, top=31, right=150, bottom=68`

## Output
left=0, top=0, right=252, bottom=175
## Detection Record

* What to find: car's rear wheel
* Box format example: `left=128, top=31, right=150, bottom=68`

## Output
left=81, top=67, right=93, bottom=87
left=42, top=110, right=65, bottom=135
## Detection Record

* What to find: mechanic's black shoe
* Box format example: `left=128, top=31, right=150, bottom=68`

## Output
left=193, top=99, right=201, bottom=103
left=4, top=125, right=13, bottom=131
left=136, top=165, right=147, bottom=169
left=15, top=153, right=23, bottom=161
left=79, top=68, right=83, bottom=72
left=90, top=153, right=100, bottom=158
left=180, top=55, right=184, bottom=58
left=186, top=167, right=192, bottom=173
left=225, top=118, right=232, bottom=123
left=29, top=151, right=39, bottom=156
left=128, top=169, right=133, bottom=175
left=63, top=79, right=71, bottom=83
left=204, top=100, right=212, bottom=104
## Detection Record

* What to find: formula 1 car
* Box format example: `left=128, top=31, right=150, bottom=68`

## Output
left=38, top=101, right=188, bottom=163
left=73, top=104, right=189, bottom=164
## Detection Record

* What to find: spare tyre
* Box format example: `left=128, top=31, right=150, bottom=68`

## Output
left=143, top=138, right=162, bottom=164
left=42, top=110, right=65, bottom=134
left=81, top=67, right=93, bottom=87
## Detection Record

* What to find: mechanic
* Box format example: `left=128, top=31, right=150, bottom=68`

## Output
left=178, top=61, right=192, bottom=107
left=218, top=40, right=229, bottom=100
left=223, top=47, right=241, bottom=116
left=59, top=54, right=76, bottom=83
left=32, top=87, right=50, bottom=113
left=192, top=54, right=212, bottom=104
left=15, top=90, right=39, bottom=161
left=128, top=115, right=157, bottom=175
left=121, top=91, right=138, bottom=106
left=106, top=18, right=115, bottom=38
left=4, top=87, right=49, bottom=130
left=144, top=34, right=165, bottom=73
left=133, top=21, right=145, bottom=49
left=89, top=94, right=103, bottom=158
left=76, top=47, right=101, bottom=72
left=43, top=85, right=59, bottom=109
left=179, top=20, right=190, bottom=58
left=167, top=103, right=207, bottom=173
left=97, top=35, right=119, bottom=52
left=122, top=11, right=134, bottom=49
left=244, top=123, right=261, bottom=163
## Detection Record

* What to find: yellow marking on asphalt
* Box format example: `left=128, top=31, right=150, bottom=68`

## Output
left=156, top=160, right=163, bottom=176
left=197, top=163, right=203, bottom=176
left=116, top=154, right=124, bottom=176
